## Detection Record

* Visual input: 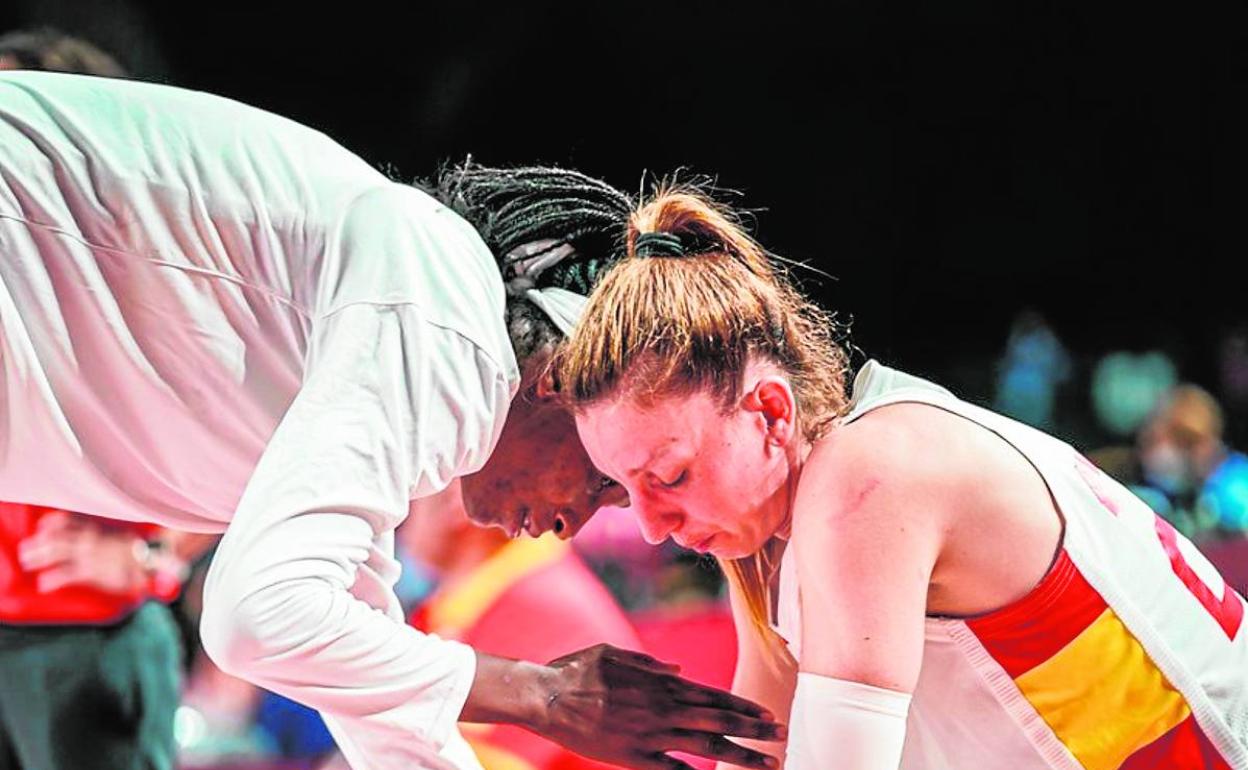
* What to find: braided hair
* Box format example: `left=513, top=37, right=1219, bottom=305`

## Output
left=425, top=160, right=633, bottom=363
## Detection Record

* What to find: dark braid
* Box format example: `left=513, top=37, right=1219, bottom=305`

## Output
left=421, top=160, right=633, bottom=363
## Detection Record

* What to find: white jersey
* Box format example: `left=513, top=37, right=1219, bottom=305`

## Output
left=0, top=71, right=518, bottom=769
left=776, top=361, right=1248, bottom=769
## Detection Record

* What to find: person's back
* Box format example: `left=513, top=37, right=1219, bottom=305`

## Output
left=0, top=71, right=511, bottom=531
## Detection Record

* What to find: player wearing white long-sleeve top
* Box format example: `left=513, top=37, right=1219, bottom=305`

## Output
left=0, top=71, right=783, bottom=770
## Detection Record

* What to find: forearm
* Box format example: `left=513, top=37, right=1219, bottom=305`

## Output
left=458, top=652, right=553, bottom=730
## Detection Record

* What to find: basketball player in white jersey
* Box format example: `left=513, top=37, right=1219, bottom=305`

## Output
left=558, top=186, right=1248, bottom=770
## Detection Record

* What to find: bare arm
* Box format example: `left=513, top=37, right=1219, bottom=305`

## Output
left=791, top=458, right=938, bottom=690
left=783, top=431, right=946, bottom=770
left=715, top=573, right=796, bottom=770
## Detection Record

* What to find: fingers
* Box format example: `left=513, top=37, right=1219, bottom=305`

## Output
left=17, top=535, right=71, bottom=571
left=658, top=733, right=779, bottom=770
left=657, top=706, right=786, bottom=741
left=665, top=678, right=775, bottom=720
left=629, top=754, right=697, bottom=770
left=35, top=564, right=84, bottom=593
left=33, top=509, right=77, bottom=534
left=603, top=647, right=682, bottom=675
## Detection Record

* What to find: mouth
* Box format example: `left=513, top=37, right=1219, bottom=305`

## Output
left=677, top=533, right=718, bottom=554
left=514, top=509, right=532, bottom=539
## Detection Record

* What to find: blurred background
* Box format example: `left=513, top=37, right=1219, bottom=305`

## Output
left=2, top=1, right=1247, bottom=768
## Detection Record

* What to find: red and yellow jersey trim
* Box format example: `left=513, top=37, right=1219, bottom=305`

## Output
left=968, top=549, right=1231, bottom=769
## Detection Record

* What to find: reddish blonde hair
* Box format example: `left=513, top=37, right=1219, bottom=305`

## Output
left=556, top=185, right=851, bottom=657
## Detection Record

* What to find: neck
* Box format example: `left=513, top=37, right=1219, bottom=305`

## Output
left=773, top=436, right=813, bottom=541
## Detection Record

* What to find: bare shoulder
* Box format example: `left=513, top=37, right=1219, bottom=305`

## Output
left=789, top=403, right=964, bottom=570
left=793, top=403, right=975, bottom=537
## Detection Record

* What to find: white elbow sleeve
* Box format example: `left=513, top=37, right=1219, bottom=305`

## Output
left=786, top=673, right=911, bottom=770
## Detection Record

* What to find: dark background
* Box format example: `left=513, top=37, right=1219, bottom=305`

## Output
left=3, top=0, right=1246, bottom=404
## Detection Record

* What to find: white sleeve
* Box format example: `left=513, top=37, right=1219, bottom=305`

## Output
left=201, top=301, right=512, bottom=770
left=785, top=673, right=911, bottom=770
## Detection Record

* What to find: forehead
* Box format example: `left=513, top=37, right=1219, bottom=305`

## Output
left=576, top=389, right=723, bottom=473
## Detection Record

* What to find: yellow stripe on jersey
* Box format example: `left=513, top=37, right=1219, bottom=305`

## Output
left=1014, top=607, right=1192, bottom=770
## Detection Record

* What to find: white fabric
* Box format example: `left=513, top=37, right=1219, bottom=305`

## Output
left=503, top=239, right=589, bottom=335
left=0, top=71, right=519, bottom=769
left=785, top=674, right=910, bottom=770
left=521, top=285, right=587, bottom=337
left=773, top=360, right=1248, bottom=769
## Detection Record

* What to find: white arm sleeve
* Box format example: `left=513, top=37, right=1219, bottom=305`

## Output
left=785, top=673, right=912, bottom=770
left=201, top=302, right=511, bottom=770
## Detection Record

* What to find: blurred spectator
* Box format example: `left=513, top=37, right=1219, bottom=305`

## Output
left=0, top=504, right=194, bottom=770
left=400, top=479, right=642, bottom=770
left=994, top=310, right=1070, bottom=430
left=0, top=26, right=126, bottom=77
left=1137, top=384, right=1248, bottom=540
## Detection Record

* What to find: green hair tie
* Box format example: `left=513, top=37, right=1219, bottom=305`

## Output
left=634, top=232, right=685, bottom=258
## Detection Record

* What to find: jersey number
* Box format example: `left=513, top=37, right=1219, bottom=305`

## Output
left=1077, top=456, right=1244, bottom=641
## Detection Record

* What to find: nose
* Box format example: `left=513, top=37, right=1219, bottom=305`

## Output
left=635, top=505, right=683, bottom=546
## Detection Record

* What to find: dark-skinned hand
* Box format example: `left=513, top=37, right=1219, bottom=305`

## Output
left=536, top=644, right=785, bottom=770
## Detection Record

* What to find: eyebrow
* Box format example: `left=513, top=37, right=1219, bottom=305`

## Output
left=625, top=440, right=682, bottom=478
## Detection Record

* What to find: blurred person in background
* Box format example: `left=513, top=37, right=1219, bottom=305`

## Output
left=0, top=31, right=212, bottom=770
left=993, top=309, right=1070, bottom=432
left=400, top=479, right=643, bottom=770
left=0, top=27, right=126, bottom=77
left=1138, top=384, right=1248, bottom=540
left=0, top=504, right=191, bottom=770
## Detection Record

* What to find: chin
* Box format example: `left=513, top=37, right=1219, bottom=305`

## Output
left=708, top=538, right=759, bottom=561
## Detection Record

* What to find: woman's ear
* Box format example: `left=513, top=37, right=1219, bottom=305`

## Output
left=742, top=376, right=797, bottom=448
left=534, top=361, right=560, bottom=401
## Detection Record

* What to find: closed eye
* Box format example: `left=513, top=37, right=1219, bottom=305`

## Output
left=660, top=470, right=687, bottom=489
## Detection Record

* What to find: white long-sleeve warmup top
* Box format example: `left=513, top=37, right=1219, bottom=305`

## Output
left=0, top=71, right=520, bottom=769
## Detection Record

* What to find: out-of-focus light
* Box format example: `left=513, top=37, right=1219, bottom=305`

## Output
left=174, top=705, right=207, bottom=749
left=1092, top=351, right=1177, bottom=437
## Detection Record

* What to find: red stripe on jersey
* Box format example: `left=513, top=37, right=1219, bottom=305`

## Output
left=1120, top=714, right=1232, bottom=770
left=966, top=550, right=1108, bottom=678
left=1155, top=515, right=1244, bottom=640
